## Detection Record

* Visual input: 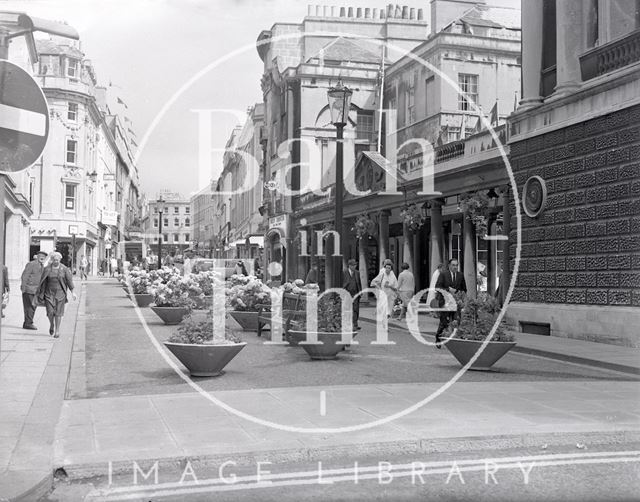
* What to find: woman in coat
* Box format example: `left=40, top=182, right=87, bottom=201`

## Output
left=36, top=252, right=76, bottom=338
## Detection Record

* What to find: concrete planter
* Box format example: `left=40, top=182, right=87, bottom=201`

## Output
left=131, top=293, right=154, bottom=307
left=150, top=306, right=190, bottom=325
left=229, top=311, right=259, bottom=331
left=164, top=342, right=246, bottom=377
left=445, top=338, right=516, bottom=371
left=288, top=330, right=357, bottom=360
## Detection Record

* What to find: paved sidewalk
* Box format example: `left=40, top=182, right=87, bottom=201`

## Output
left=0, top=279, right=83, bottom=502
left=55, top=380, right=640, bottom=479
left=359, top=306, right=640, bottom=374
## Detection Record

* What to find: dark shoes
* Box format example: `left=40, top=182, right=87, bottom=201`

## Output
left=435, top=336, right=442, bottom=349
left=49, top=328, right=54, bottom=336
left=23, top=324, right=38, bottom=330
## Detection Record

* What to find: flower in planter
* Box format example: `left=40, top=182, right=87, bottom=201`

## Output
left=226, top=276, right=270, bottom=311
left=168, top=311, right=241, bottom=345
left=400, top=204, right=426, bottom=233
left=293, top=293, right=350, bottom=333
left=149, top=276, right=196, bottom=309
left=444, top=292, right=514, bottom=342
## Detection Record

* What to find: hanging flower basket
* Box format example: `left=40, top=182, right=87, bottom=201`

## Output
left=351, top=214, right=375, bottom=238
left=400, top=204, right=425, bottom=233
left=459, top=191, right=490, bottom=237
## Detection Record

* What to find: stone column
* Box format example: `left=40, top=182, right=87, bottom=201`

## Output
left=487, top=216, right=497, bottom=297
left=501, top=187, right=511, bottom=305
left=554, top=0, right=583, bottom=97
left=402, top=221, right=413, bottom=270
left=378, top=210, right=390, bottom=267
left=429, top=200, right=444, bottom=274
left=358, top=236, right=369, bottom=302
left=463, top=213, right=477, bottom=299
left=324, top=232, right=332, bottom=290
left=519, top=0, right=544, bottom=110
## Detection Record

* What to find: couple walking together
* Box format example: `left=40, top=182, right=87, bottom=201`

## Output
left=21, top=251, right=76, bottom=337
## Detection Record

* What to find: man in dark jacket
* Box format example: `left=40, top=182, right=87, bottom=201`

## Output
left=20, top=251, right=47, bottom=329
left=434, top=258, right=467, bottom=347
left=342, top=258, right=363, bottom=330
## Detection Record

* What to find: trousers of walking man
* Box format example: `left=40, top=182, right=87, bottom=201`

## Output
left=20, top=251, right=47, bottom=330
left=434, top=258, right=467, bottom=348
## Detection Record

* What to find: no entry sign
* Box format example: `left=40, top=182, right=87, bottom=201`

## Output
left=0, top=60, right=50, bottom=173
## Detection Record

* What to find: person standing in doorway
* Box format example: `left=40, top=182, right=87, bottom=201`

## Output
left=79, top=255, right=88, bottom=281
left=37, top=252, right=76, bottom=338
left=434, top=258, right=467, bottom=348
left=20, top=251, right=47, bottom=329
left=396, top=263, right=415, bottom=320
left=342, top=258, right=362, bottom=330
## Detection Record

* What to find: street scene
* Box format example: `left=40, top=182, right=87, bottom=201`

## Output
left=1, top=0, right=639, bottom=501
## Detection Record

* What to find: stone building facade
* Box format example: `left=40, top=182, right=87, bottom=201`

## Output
left=506, top=0, right=640, bottom=346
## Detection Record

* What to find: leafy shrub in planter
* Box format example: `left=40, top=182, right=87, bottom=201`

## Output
left=445, top=292, right=514, bottom=342
left=168, top=312, right=241, bottom=345
left=294, top=292, right=350, bottom=333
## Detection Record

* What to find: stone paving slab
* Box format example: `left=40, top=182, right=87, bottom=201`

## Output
left=53, top=380, right=640, bottom=479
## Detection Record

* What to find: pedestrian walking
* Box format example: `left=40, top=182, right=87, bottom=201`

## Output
left=117, top=257, right=123, bottom=274
left=370, top=259, right=398, bottom=323
left=305, top=264, right=318, bottom=285
left=1, top=264, right=9, bottom=319
left=79, top=255, right=88, bottom=280
left=36, top=252, right=76, bottom=338
left=109, top=257, right=117, bottom=277
left=342, top=258, right=362, bottom=330
left=183, top=253, right=193, bottom=276
left=20, top=251, right=47, bottom=329
left=434, top=258, right=467, bottom=348
left=425, top=263, right=444, bottom=310
left=234, top=260, right=248, bottom=276
left=396, top=263, right=415, bottom=320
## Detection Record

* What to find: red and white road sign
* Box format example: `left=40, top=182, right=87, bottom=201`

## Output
left=0, top=60, right=50, bottom=173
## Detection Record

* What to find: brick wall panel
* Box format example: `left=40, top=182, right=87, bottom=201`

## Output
left=575, top=137, right=595, bottom=154
left=598, top=166, right=619, bottom=183
left=529, top=288, right=545, bottom=302
left=596, top=238, right=619, bottom=254
left=545, top=289, right=566, bottom=303
left=619, top=235, right=640, bottom=252
left=556, top=273, right=576, bottom=287
left=632, top=291, right=640, bottom=307
left=608, top=181, right=631, bottom=199
left=536, top=242, right=555, bottom=256
left=575, top=239, right=597, bottom=254
left=629, top=144, right=640, bottom=161
left=619, top=272, right=640, bottom=288
left=596, top=272, right=619, bottom=287
left=554, top=144, right=575, bottom=160
left=619, top=198, right=640, bottom=216
left=586, top=222, right=607, bottom=237
left=586, top=186, right=608, bottom=203
left=608, top=290, right=631, bottom=305
left=565, top=190, right=585, bottom=205
left=575, top=172, right=597, bottom=187
left=565, top=123, right=584, bottom=142
left=566, top=256, right=586, bottom=271
left=536, top=149, right=555, bottom=165
left=554, top=208, right=574, bottom=223
left=618, top=126, right=640, bottom=145
left=595, top=202, right=618, bottom=220
left=576, top=273, right=597, bottom=287
left=512, top=288, right=528, bottom=302
left=586, top=256, right=608, bottom=270
left=608, top=255, right=631, bottom=270
left=607, top=146, right=631, bottom=165
left=528, top=258, right=546, bottom=272
left=555, top=240, right=576, bottom=255
left=618, top=162, right=639, bottom=179
left=607, top=109, right=632, bottom=129
left=607, top=218, right=630, bottom=235
left=536, top=273, right=556, bottom=287
left=632, top=254, right=640, bottom=269
left=510, top=140, right=528, bottom=157
left=586, top=290, right=608, bottom=304
left=528, top=135, right=545, bottom=153
left=545, top=257, right=566, bottom=271
left=595, top=133, right=618, bottom=150
left=630, top=217, right=640, bottom=234
left=584, top=115, right=610, bottom=136
left=544, top=162, right=565, bottom=179
left=566, top=290, right=586, bottom=303
left=516, top=273, right=536, bottom=287
left=521, top=243, right=536, bottom=257
left=584, top=152, right=607, bottom=171
left=575, top=206, right=596, bottom=221
left=565, top=224, right=585, bottom=239
left=545, top=226, right=566, bottom=240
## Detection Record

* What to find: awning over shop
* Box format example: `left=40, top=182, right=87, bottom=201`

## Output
left=247, top=235, right=264, bottom=247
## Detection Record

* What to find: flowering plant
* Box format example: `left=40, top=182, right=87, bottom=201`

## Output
left=444, top=292, right=514, bottom=342
left=294, top=292, right=351, bottom=333
left=459, top=191, right=490, bottom=237
left=148, top=274, right=196, bottom=309
left=168, top=311, right=241, bottom=345
left=123, top=268, right=154, bottom=294
left=281, top=279, right=307, bottom=295
left=227, top=276, right=271, bottom=311
left=400, top=204, right=426, bottom=232
left=192, top=270, right=218, bottom=296
left=351, top=214, right=375, bottom=238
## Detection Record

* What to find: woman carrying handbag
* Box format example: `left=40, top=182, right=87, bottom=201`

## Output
left=36, top=252, right=77, bottom=338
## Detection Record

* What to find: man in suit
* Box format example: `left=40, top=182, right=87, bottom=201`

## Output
left=20, top=251, right=47, bottom=329
left=342, top=258, right=362, bottom=330
left=434, top=258, right=467, bottom=347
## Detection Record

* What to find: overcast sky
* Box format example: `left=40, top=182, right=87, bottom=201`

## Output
left=2, top=0, right=520, bottom=200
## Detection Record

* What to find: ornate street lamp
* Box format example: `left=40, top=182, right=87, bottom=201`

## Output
left=157, top=196, right=165, bottom=269
left=327, top=81, right=353, bottom=287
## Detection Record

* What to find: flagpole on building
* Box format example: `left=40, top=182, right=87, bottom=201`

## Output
left=376, top=44, right=386, bottom=154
